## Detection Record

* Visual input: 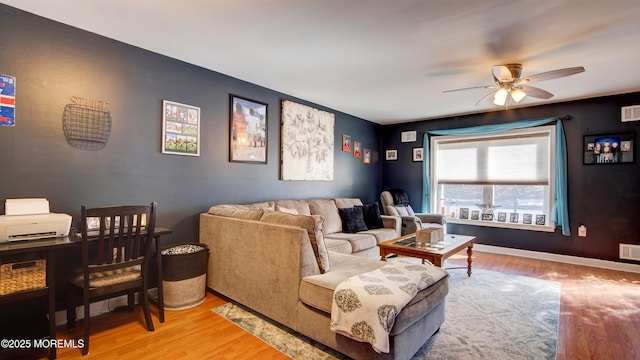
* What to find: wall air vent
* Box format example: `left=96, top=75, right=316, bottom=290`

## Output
left=619, top=243, right=640, bottom=261
left=621, top=105, right=640, bottom=122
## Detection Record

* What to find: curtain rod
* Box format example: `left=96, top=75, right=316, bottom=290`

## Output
left=417, top=115, right=572, bottom=135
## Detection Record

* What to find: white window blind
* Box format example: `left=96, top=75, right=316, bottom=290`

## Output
left=435, top=132, right=550, bottom=185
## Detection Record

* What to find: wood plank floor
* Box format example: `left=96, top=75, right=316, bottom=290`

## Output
left=48, top=251, right=640, bottom=359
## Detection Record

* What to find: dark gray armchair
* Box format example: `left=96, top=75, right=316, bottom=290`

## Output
left=380, top=189, right=446, bottom=235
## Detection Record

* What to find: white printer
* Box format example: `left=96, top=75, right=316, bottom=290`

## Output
left=0, top=198, right=72, bottom=242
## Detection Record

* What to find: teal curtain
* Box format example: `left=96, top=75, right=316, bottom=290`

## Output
left=422, top=117, right=570, bottom=236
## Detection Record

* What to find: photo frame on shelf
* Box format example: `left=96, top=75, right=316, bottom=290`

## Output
left=523, top=214, right=533, bottom=224
left=510, top=213, right=519, bottom=223
left=459, top=208, right=469, bottom=219
left=497, top=212, right=507, bottom=222
left=583, top=132, right=634, bottom=164
left=363, top=148, right=371, bottom=164
left=162, top=100, right=200, bottom=156
left=385, top=149, right=398, bottom=161
left=230, top=95, right=268, bottom=164
left=482, top=213, right=493, bottom=221
left=412, top=147, right=423, bottom=162
left=354, top=141, right=362, bottom=158
left=471, top=210, right=480, bottom=220
left=536, top=214, right=546, bottom=225
left=342, top=134, right=352, bottom=152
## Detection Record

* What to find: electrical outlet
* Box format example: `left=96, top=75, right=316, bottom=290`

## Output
left=578, top=225, right=587, bottom=237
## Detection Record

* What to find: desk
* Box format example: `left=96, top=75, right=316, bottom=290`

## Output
left=0, top=237, right=77, bottom=359
left=0, top=227, right=172, bottom=359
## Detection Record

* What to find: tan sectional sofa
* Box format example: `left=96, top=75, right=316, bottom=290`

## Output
left=200, top=197, right=449, bottom=360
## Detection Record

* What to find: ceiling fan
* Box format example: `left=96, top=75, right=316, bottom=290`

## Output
left=443, top=63, right=585, bottom=106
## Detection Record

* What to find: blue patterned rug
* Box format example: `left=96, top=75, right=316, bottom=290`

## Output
left=212, top=266, right=560, bottom=360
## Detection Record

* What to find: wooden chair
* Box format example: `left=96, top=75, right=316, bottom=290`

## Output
left=66, top=203, right=157, bottom=355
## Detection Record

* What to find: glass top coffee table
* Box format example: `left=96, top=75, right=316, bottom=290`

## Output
left=379, top=233, right=475, bottom=277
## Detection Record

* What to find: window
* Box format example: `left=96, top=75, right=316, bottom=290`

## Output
left=430, top=126, right=555, bottom=231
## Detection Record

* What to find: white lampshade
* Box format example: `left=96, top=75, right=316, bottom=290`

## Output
left=511, top=89, right=526, bottom=103
left=493, top=88, right=508, bottom=105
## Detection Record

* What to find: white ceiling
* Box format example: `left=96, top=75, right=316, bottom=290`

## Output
left=3, top=0, right=640, bottom=124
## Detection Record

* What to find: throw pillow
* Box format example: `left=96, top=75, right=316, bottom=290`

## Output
left=359, top=202, right=384, bottom=229
left=338, top=207, right=368, bottom=233
left=394, top=205, right=410, bottom=216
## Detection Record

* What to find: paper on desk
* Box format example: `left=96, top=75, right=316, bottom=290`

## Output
left=5, top=198, right=50, bottom=215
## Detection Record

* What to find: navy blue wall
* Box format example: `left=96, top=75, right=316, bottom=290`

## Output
left=381, top=93, right=640, bottom=263
left=0, top=4, right=382, bottom=246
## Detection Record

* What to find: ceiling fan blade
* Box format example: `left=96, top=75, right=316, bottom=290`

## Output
left=443, top=85, right=497, bottom=93
left=520, top=85, right=554, bottom=99
left=517, top=66, right=585, bottom=84
left=475, top=90, right=498, bottom=106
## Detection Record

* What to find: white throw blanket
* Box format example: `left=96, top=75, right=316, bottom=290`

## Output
left=330, top=261, right=447, bottom=353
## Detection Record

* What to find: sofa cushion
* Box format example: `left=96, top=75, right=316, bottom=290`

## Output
left=260, top=212, right=330, bottom=273
left=334, top=198, right=363, bottom=208
left=299, top=253, right=449, bottom=336
left=274, top=200, right=311, bottom=215
left=361, top=227, right=399, bottom=243
left=358, top=202, right=383, bottom=229
left=207, top=204, right=264, bottom=220
left=324, top=238, right=353, bottom=254
left=299, top=252, right=385, bottom=313
left=325, top=232, right=377, bottom=253
left=275, top=205, right=299, bottom=215
left=338, top=207, right=368, bottom=233
left=249, top=201, right=276, bottom=212
left=308, top=199, right=342, bottom=234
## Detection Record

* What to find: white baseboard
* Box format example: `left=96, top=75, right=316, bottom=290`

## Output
left=474, top=244, right=640, bottom=274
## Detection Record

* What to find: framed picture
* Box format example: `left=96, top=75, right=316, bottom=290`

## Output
left=162, top=100, right=200, bottom=156
left=412, top=147, right=423, bottom=162
left=354, top=141, right=362, bottom=158
left=523, top=213, right=533, bottom=224
left=342, top=134, right=352, bottom=152
left=281, top=100, right=334, bottom=181
left=385, top=149, right=398, bottom=161
left=459, top=208, right=469, bottom=219
left=510, top=213, right=519, bottom=223
left=583, top=132, right=634, bottom=164
left=471, top=210, right=480, bottom=220
left=363, top=148, right=371, bottom=164
left=536, top=214, right=546, bottom=225
left=230, top=95, right=268, bottom=163
left=497, top=212, right=507, bottom=222
left=482, top=213, right=494, bottom=221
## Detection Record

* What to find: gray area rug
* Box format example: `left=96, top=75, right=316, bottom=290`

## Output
left=212, top=266, right=560, bottom=360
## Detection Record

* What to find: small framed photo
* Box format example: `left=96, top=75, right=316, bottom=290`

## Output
left=385, top=149, right=398, bottom=161
left=523, top=213, right=533, bottom=224
left=230, top=95, right=268, bottom=163
left=354, top=141, right=362, bottom=158
left=162, top=100, right=200, bottom=156
left=471, top=210, right=480, bottom=220
left=363, top=148, right=371, bottom=164
left=481, top=213, right=494, bottom=221
left=510, top=213, right=519, bottom=223
left=459, top=208, right=469, bottom=219
left=583, top=132, right=634, bottom=164
left=342, top=134, right=352, bottom=152
left=497, top=212, right=507, bottom=222
left=535, top=214, right=546, bottom=225
left=412, top=147, right=423, bottom=162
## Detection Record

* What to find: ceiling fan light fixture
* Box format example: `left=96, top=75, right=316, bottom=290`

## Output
left=511, top=88, right=526, bottom=103
left=493, top=88, right=508, bottom=106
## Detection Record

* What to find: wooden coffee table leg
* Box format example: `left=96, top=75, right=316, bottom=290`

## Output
left=466, top=244, right=473, bottom=277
